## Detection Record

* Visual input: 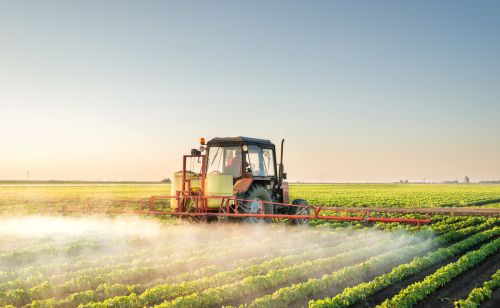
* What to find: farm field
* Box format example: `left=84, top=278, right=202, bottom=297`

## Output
left=0, top=183, right=499, bottom=307
left=1, top=183, right=500, bottom=213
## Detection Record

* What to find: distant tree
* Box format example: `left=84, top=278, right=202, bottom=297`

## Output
left=464, top=176, right=470, bottom=184
left=161, top=178, right=172, bottom=184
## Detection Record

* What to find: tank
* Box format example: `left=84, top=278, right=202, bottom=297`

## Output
left=170, top=171, right=201, bottom=209
left=206, top=173, right=233, bottom=208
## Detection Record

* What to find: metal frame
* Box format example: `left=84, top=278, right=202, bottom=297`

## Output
left=41, top=193, right=432, bottom=225
left=148, top=196, right=432, bottom=225
left=40, top=191, right=500, bottom=225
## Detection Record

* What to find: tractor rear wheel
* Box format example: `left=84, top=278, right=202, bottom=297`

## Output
left=290, top=199, right=312, bottom=225
left=238, top=184, right=273, bottom=223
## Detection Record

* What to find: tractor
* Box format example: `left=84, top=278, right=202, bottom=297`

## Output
left=169, top=136, right=311, bottom=224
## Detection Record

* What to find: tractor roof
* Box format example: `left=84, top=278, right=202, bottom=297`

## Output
left=207, top=136, right=274, bottom=147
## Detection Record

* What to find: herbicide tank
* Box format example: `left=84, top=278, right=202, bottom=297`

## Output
left=170, top=171, right=201, bottom=209
left=206, top=173, right=233, bottom=208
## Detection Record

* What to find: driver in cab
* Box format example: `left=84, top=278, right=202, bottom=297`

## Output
left=224, top=149, right=242, bottom=177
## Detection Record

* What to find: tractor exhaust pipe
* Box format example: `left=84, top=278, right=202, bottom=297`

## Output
left=279, top=139, right=285, bottom=183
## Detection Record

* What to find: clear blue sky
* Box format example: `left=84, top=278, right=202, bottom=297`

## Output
left=1, top=0, right=499, bottom=182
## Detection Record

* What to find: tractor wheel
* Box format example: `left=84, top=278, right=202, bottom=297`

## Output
left=290, top=199, right=312, bottom=225
left=238, top=184, right=273, bottom=223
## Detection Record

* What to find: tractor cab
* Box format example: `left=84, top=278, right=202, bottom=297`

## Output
left=205, top=137, right=278, bottom=182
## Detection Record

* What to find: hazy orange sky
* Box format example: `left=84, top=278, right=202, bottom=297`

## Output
left=1, top=1, right=499, bottom=182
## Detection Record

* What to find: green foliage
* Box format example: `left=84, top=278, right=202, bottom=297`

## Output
left=251, top=220, right=497, bottom=307
left=2, top=183, right=500, bottom=213
left=290, top=184, right=500, bottom=208
left=378, top=237, right=500, bottom=308
left=310, top=225, right=500, bottom=307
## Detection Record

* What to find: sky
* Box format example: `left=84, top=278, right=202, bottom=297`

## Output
left=0, top=0, right=499, bottom=182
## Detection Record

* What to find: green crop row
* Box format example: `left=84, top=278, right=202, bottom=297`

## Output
left=29, top=229, right=367, bottom=307
left=4, top=183, right=500, bottom=213
left=309, top=226, right=500, bottom=307
left=9, top=218, right=481, bottom=307
left=29, top=240, right=330, bottom=307
left=0, top=231, right=251, bottom=285
left=155, top=237, right=417, bottom=308
left=290, top=184, right=500, bottom=208
left=246, top=219, right=497, bottom=307
left=0, top=226, right=354, bottom=296
left=378, top=237, right=500, bottom=308
left=0, top=240, right=105, bottom=269
left=1, top=226, right=322, bottom=289
left=5, top=236, right=333, bottom=306
left=81, top=232, right=408, bottom=308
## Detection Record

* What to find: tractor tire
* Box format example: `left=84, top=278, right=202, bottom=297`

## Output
left=238, top=184, right=273, bottom=223
left=290, top=199, right=312, bottom=225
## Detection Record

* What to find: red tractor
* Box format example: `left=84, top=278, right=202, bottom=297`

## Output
left=167, top=136, right=310, bottom=224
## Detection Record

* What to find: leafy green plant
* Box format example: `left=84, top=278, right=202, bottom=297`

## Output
left=378, top=237, right=500, bottom=308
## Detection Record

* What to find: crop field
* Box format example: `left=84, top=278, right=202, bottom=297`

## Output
left=0, top=183, right=499, bottom=307
left=0, top=215, right=499, bottom=307
left=292, top=184, right=500, bottom=208
left=1, top=183, right=500, bottom=213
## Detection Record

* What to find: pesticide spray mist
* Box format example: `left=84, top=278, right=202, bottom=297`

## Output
left=0, top=215, right=432, bottom=303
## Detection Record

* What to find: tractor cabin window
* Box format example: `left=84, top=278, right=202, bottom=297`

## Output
left=262, top=148, right=275, bottom=176
left=246, top=146, right=275, bottom=177
left=207, top=146, right=242, bottom=177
